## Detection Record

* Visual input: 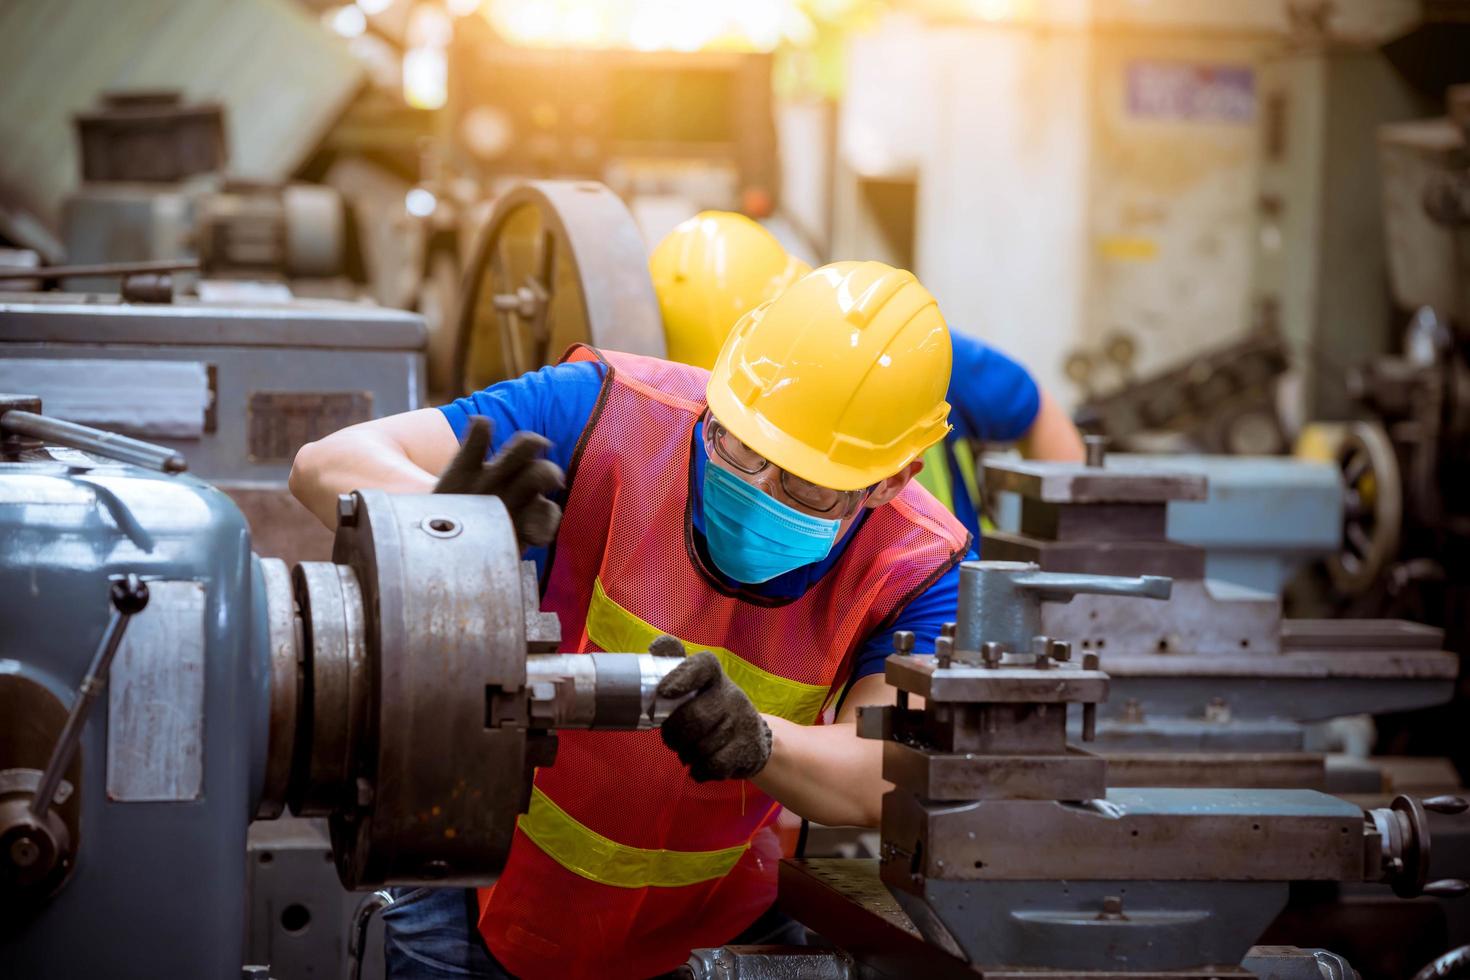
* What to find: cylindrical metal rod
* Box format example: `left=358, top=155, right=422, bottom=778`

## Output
left=1, top=410, right=187, bottom=472
left=0, top=258, right=200, bottom=280
left=32, top=575, right=149, bottom=819
left=525, top=653, right=695, bottom=729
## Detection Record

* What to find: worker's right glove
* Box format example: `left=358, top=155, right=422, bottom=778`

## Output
left=656, top=649, right=772, bottom=783
left=434, top=416, right=564, bottom=549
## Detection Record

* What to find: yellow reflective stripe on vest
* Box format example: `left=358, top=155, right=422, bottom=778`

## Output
left=915, top=442, right=954, bottom=511
left=519, top=787, right=748, bottom=889
left=585, top=577, right=829, bottom=725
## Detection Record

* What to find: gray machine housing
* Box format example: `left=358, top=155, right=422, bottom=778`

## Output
left=0, top=458, right=270, bottom=978
left=0, top=294, right=426, bottom=563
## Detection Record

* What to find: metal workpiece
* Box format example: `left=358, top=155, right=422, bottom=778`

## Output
left=523, top=653, right=694, bottom=729
left=680, top=946, right=855, bottom=980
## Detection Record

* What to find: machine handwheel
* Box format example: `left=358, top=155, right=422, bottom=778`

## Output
left=1328, top=421, right=1403, bottom=596
left=450, top=181, right=665, bottom=398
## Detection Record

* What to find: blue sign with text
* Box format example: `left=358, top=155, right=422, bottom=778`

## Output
left=1126, top=61, right=1255, bottom=123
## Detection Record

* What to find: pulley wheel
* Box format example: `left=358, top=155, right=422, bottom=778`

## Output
left=1328, top=421, right=1403, bottom=596
left=451, top=180, right=665, bottom=397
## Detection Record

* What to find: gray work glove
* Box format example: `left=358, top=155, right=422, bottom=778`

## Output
left=434, top=416, right=564, bottom=549
left=656, top=648, right=772, bottom=783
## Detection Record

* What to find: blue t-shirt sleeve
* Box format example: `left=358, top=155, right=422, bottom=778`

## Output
left=436, top=360, right=606, bottom=577
left=947, top=332, right=1041, bottom=443
left=437, top=360, right=607, bottom=475
left=849, top=543, right=977, bottom=683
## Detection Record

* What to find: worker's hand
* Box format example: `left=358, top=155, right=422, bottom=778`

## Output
left=434, top=416, right=564, bottom=549
left=656, top=649, right=772, bottom=782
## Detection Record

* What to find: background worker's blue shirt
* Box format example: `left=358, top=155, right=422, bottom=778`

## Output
left=940, top=333, right=1042, bottom=540
left=947, top=333, right=1040, bottom=443
left=439, top=360, right=974, bottom=683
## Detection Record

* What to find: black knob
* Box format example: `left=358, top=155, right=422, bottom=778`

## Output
left=110, top=573, right=149, bottom=615
left=1425, top=879, right=1470, bottom=898
left=1425, top=796, right=1469, bottom=815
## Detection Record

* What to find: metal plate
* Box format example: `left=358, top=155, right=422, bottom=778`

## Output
left=247, top=391, right=372, bottom=463
left=0, top=358, right=210, bottom=439
left=451, top=180, right=664, bottom=398
left=106, top=580, right=205, bottom=802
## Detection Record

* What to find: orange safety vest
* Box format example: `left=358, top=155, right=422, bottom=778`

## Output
left=478, top=346, right=969, bottom=979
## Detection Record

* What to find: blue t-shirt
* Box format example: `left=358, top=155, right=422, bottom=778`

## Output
left=439, top=360, right=975, bottom=683
left=942, top=333, right=1041, bottom=540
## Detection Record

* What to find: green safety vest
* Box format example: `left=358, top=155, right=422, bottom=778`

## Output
left=915, top=439, right=992, bottom=532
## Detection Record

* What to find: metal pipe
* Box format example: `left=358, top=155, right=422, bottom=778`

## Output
left=1, top=410, right=187, bottom=472
left=0, top=258, right=200, bottom=280
left=525, top=653, right=696, bottom=729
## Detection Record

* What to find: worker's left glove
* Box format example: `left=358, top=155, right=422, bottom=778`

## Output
left=656, top=649, right=772, bottom=783
left=434, top=416, right=564, bottom=549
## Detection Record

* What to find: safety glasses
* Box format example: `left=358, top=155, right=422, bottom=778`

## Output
left=702, top=413, right=873, bottom=518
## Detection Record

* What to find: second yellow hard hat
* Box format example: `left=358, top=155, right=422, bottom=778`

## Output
left=649, top=211, right=810, bottom=370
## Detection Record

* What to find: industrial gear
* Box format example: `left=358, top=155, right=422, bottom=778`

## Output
left=477, top=345, right=969, bottom=980
left=706, top=261, right=953, bottom=493
left=433, top=416, right=564, bottom=548
left=657, top=649, right=774, bottom=782
left=701, top=461, right=842, bottom=584
left=649, top=211, right=810, bottom=370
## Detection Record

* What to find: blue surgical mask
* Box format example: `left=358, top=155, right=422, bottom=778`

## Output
left=701, top=462, right=841, bottom=584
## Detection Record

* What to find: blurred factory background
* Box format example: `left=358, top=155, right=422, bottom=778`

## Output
left=0, top=0, right=1460, bottom=409
left=4, top=1, right=1470, bottom=977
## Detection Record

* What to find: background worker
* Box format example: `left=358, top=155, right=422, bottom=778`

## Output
left=650, top=211, right=1085, bottom=540
left=290, top=261, right=974, bottom=979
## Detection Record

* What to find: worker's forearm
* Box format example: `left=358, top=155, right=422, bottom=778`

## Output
left=1019, top=390, right=1085, bottom=462
left=750, top=717, right=887, bottom=828
left=289, top=433, right=437, bottom=529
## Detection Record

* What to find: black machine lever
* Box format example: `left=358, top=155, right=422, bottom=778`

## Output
left=0, top=401, right=187, bottom=473
left=30, top=575, right=151, bottom=822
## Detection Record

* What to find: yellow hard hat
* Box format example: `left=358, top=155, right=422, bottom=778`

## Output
left=707, top=261, right=953, bottom=491
left=649, top=211, right=811, bottom=370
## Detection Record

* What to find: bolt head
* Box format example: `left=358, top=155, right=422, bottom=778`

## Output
left=337, top=493, right=359, bottom=527
left=9, top=836, right=40, bottom=868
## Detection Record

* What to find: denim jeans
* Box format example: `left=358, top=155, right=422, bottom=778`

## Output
left=382, top=887, right=807, bottom=979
